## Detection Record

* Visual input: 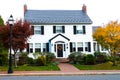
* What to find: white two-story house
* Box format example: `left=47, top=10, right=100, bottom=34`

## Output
left=24, top=4, right=93, bottom=58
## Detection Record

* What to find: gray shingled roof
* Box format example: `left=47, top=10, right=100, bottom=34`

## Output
left=24, top=10, right=92, bottom=24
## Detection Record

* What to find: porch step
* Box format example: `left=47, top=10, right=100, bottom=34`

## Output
left=56, top=58, right=69, bottom=63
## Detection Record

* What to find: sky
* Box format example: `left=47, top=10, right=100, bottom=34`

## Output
left=0, top=0, right=120, bottom=26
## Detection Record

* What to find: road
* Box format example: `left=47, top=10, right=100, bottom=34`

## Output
left=0, top=75, right=119, bottom=80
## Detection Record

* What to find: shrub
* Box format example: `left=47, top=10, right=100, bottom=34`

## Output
left=68, top=52, right=85, bottom=64
left=46, top=52, right=56, bottom=63
left=0, top=52, right=8, bottom=66
left=85, top=54, right=96, bottom=65
left=94, top=51, right=108, bottom=63
left=34, top=54, right=46, bottom=66
left=27, top=57, right=34, bottom=65
left=18, top=52, right=28, bottom=65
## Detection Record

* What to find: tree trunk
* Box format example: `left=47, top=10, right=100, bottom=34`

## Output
left=13, top=52, right=18, bottom=67
left=112, top=51, right=117, bottom=66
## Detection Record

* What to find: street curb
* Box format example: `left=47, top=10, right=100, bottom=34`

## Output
left=0, top=71, right=120, bottom=76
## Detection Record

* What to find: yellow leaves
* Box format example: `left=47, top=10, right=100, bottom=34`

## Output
left=93, top=21, right=120, bottom=52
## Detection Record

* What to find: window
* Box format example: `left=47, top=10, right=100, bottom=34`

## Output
left=101, top=47, right=106, bottom=51
left=76, top=26, right=83, bottom=34
left=43, top=43, right=46, bottom=52
left=29, top=43, right=33, bottom=53
left=35, top=43, right=41, bottom=52
left=56, top=26, right=62, bottom=33
left=85, top=42, right=88, bottom=51
left=73, top=25, right=85, bottom=34
left=77, top=42, right=83, bottom=52
left=53, top=26, right=65, bottom=33
left=72, top=42, right=76, bottom=52
left=34, top=26, right=44, bottom=35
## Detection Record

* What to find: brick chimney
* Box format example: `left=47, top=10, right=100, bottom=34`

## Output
left=82, top=4, right=87, bottom=13
left=24, top=4, right=27, bottom=14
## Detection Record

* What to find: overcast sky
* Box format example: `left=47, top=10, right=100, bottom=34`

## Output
left=0, top=0, right=120, bottom=26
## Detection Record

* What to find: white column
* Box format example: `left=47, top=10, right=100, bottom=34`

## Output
left=76, top=42, right=78, bottom=52
left=33, top=43, right=35, bottom=53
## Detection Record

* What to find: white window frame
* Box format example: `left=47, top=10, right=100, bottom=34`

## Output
left=76, top=26, right=83, bottom=34
left=34, top=26, right=41, bottom=34
left=56, top=26, right=63, bottom=33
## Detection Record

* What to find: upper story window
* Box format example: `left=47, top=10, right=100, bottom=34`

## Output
left=73, top=25, right=86, bottom=34
left=34, top=26, right=41, bottom=34
left=56, top=26, right=63, bottom=33
left=53, top=26, right=65, bottom=33
left=32, top=26, right=44, bottom=35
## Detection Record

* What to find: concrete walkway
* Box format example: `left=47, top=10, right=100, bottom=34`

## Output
left=1, top=63, right=120, bottom=76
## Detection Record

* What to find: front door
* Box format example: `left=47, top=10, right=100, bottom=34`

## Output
left=57, top=44, right=63, bottom=57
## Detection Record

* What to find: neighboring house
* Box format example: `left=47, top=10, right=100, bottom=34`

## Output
left=24, top=4, right=93, bottom=58
left=92, top=26, right=108, bottom=53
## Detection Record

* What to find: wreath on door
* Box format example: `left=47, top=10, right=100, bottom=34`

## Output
left=58, top=45, right=62, bottom=51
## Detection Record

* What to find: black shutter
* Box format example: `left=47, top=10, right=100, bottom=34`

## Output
left=27, top=43, right=29, bottom=53
left=83, top=26, right=86, bottom=34
left=41, top=26, right=44, bottom=35
left=73, top=26, right=76, bottom=34
left=53, top=26, right=56, bottom=33
left=46, top=43, right=49, bottom=52
left=88, top=42, right=91, bottom=52
left=70, top=42, right=73, bottom=52
left=31, top=26, right=34, bottom=35
left=62, top=26, right=65, bottom=33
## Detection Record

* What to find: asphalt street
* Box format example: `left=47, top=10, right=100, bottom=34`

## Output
left=0, top=75, right=120, bottom=80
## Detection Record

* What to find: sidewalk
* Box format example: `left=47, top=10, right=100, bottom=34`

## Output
left=0, top=63, right=120, bottom=76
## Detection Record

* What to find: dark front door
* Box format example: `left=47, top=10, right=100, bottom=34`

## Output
left=57, top=44, right=63, bottom=57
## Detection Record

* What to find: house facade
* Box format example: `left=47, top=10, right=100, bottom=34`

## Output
left=24, top=5, right=93, bottom=58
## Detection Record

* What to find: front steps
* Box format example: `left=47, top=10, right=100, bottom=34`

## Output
left=56, top=58, right=69, bottom=63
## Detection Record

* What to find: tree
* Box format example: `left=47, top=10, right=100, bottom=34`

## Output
left=0, top=15, right=4, bottom=51
left=0, top=16, right=4, bottom=26
left=0, top=20, right=32, bottom=67
left=93, top=21, right=120, bottom=66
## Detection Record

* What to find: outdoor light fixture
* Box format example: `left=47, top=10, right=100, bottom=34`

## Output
left=8, top=15, right=14, bottom=74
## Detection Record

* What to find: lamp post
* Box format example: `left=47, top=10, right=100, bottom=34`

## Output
left=8, top=15, right=14, bottom=74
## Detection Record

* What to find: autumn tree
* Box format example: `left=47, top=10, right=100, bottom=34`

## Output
left=0, top=16, right=4, bottom=51
left=93, top=21, right=120, bottom=66
left=0, top=16, right=4, bottom=26
left=0, top=20, right=32, bottom=67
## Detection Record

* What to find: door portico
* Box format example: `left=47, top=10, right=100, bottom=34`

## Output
left=49, top=34, right=70, bottom=58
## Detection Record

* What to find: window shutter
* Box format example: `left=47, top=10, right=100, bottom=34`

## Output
left=62, top=26, right=65, bottom=33
left=70, top=42, right=73, bottom=52
left=27, top=43, right=29, bottom=53
left=41, top=26, right=44, bottom=35
left=73, top=26, right=76, bottom=34
left=46, top=43, right=49, bottom=52
left=83, top=26, right=86, bottom=34
left=88, top=42, right=91, bottom=52
left=53, top=26, right=56, bottom=33
left=31, top=26, right=34, bottom=35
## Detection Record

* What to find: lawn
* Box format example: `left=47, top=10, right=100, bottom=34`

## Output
left=0, top=64, right=60, bottom=71
left=74, top=62, right=120, bottom=70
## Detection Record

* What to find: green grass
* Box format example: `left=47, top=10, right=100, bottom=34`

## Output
left=74, top=62, right=120, bottom=70
left=0, top=64, right=60, bottom=71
